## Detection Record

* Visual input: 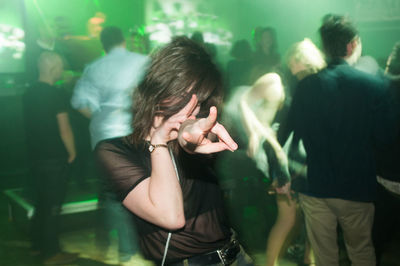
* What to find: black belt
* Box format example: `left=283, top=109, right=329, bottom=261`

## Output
left=168, top=239, right=240, bottom=266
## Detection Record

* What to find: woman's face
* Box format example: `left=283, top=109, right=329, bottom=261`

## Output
left=260, top=31, right=273, bottom=54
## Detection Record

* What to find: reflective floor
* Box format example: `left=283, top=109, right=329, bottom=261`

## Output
left=1, top=181, right=400, bottom=266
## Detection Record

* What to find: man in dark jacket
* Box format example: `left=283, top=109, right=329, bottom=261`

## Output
left=279, top=15, right=397, bottom=266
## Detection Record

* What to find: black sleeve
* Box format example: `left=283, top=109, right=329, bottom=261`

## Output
left=95, top=140, right=151, bottom=201
left=54, top=88, right=69, bottom=114
left=278, top=77, right=308, bottom=146
left=371, top=77, right=399, bottom=148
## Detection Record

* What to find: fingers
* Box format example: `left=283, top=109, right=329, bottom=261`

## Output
left=275, top=183, right=293, bottom=201
left=180, top=106, right=218, bottom=145
left=211, top=122, right=238, bottom=151
left=197, top=106, right=218, bottom=131
left=181, top=131, right=200, bottom=144
left=175, top=94, right=198, bottom=121
left=193, top=142, right=233, bottom=154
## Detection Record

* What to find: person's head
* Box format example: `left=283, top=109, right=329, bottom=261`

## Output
left=386, top=41, right=400, bottom=75
left=128, top=29, right=149, bottom=54
left=246, top=72, right=284, bottom=125
left=37, top=51, right=63, bottom=84
left=319, top=15, right=360, bottom=61
left=253, top=27, right=278, bottom=55
left=131, top=36, right=223, bottom=145
left=286, top=38, right=326, bottom=80
left=230, top=39, right=253, bottom=61
left=191, top=31, right=204, bottom=44
left=100, top=26, right=125, bottom=53
left=87, top=12, right=106, bottom=38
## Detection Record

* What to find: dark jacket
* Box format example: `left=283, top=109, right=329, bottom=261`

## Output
left=279, top=59, right=398, bottom=202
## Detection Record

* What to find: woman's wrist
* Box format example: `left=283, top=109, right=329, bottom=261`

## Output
left=149, top=134, right=168, bottom=146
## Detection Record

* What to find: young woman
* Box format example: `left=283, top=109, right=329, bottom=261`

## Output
left=250, top=27, right=281, bottom=83
left=281, top=38, right=326, bottom=266
left=95, top=36, right=253, bottom=266
left=222, top=73, right=294, bottom=266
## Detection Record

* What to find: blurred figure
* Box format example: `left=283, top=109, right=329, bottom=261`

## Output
left=87, top=12, right=106, bottom=39
left=373, top=41, right=400, bottom=266
left=226, top=39, right=253, bottom=96
left=190, top=30, right=218, bottom=59
left=323, top=13, right=381, bottom=77
left=71, top=26, right=149, bottom=263
left=26, top=23, right=57, bottom=84
left=23, top=51, right=78, bottom=265
left=190, top=30, right=204, bottom=44
left=250, top=27, right=281, bottom=83
left=280, top=15, right=397, bottom=266
left=71, top=26, right=149, bottom=148
left=221, top=73, right=294, bottom=266
left=286, top=38, right=326, bottom=80
left=282, top=38, right=326, bottom=266
left=127, top=28, right=150, bottom=54
left=385, top=42, right=400, bottom=75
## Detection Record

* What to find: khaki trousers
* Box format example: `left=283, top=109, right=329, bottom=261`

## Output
left=299, top=193, right=375, bottom=266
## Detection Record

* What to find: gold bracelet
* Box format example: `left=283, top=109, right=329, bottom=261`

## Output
left=148, top=143, right=168, bottom=153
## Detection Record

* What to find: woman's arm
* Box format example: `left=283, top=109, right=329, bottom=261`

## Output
left=239, top=91, right=290, bottom=193
left=122, top=95, right=200, bottom=230
left=240, top=93, right=286, bottom=164
left=122, top=143, right=185, bottom=230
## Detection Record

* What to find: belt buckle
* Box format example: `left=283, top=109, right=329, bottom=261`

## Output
left=216, top=240, right=240, bottom=266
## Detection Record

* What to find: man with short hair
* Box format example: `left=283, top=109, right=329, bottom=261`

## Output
left=71, top=26, right=149, bottom=148
left=24, top=51, right=78, bottom=265
left=280, top=16, right=397, bottom=266
left=71, top=26, right=149, bottom=263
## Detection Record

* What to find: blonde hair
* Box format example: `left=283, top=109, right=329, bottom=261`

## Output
left=286, top=38, right=326, bottom=75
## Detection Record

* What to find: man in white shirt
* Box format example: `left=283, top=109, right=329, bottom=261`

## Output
left=71, top=26, right=149, bottom=148
left=71, top=26, right=149, bottom=263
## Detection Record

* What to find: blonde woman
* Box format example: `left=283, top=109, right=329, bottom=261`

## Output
left=280, top=38, right=326, bottom=266
left=222, top=73, right=295, bottom=266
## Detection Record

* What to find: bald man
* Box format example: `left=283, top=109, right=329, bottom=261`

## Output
left=23, top=51, right=78, bottom=265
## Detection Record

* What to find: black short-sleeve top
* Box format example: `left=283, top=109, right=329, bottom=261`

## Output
left=23, top=82, right=69, bottom=161
left=95, top=137, right=231, bottom=262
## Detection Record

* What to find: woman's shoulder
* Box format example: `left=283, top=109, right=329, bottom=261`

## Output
left=95, top=136, right=145, bottom=159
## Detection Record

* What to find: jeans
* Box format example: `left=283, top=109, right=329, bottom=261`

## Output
left=96, top=190, right=139, bottom=256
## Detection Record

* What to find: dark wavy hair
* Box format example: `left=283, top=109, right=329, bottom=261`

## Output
left=130, top=36, right=223, bottom=146
left=319, top=15, right=358, bottom=59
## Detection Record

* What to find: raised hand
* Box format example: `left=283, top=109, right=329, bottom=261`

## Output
left=150, top=94, right=198, bottom=145
left=271, top=180, right=293, bottom=201
left=178, top=106, right=238, bottom=154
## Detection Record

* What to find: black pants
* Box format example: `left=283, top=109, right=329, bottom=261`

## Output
left=29, top=159, right=69, bottom=258
left=373, top=183, right=400, bottom=265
